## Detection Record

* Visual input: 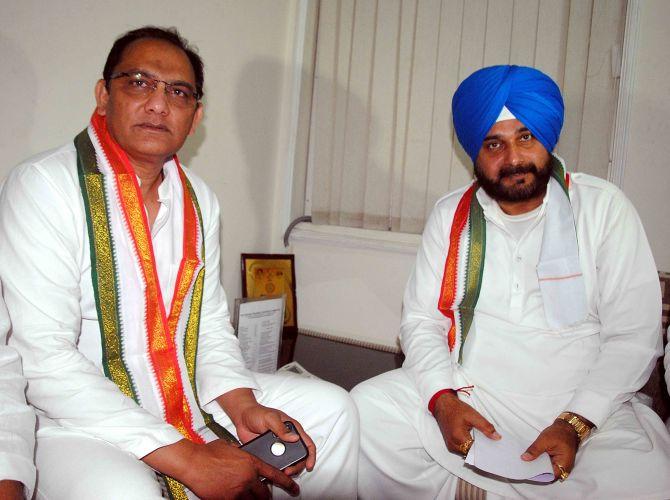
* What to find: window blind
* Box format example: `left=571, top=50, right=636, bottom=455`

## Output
left=307, top=0, right=625, bottom=234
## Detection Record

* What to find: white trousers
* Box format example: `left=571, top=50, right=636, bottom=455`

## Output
left=352, top=369, right=481, bottom=500
left=352, top=369, right=670, bottom=500
left=34, top=372, right=359, bottom=500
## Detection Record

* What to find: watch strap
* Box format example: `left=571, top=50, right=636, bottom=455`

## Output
left=557, top=411, right=592, bottom=442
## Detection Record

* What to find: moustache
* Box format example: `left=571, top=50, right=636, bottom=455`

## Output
left=498, top=164, right=539, bottom=179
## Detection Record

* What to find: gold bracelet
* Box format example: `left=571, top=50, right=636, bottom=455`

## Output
left=557, top=412, right=592, bottom=443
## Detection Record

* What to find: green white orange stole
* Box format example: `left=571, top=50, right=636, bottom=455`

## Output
left=438, top=157, right=587, bottom=362
left=75, top=113, right=235, bottom=499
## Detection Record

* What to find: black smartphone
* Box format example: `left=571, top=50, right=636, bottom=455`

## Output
left=240, top=421, right=308, bottom=471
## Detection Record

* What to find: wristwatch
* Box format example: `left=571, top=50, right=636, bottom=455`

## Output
left=557, top=412, right=593, bottom=443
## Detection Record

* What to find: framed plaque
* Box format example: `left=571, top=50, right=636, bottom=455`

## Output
left=241, top=253, right=298, bottom=365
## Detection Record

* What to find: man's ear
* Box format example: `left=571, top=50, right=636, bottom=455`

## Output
left=94, top=79, right=109, bottom=116
left=189, top=103, right=204, bottom=136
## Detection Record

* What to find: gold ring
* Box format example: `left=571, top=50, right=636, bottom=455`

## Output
left=458, top=437, right=474, bottom=457
left=556, top=463, right=569, bottom=482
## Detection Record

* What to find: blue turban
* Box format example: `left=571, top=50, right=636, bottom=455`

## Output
left=452, top=65, right=564, bottom=162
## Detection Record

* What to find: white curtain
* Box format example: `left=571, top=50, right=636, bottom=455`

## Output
left=307, top=0, right=625, bottom=234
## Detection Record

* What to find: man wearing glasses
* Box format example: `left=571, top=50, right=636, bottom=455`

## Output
left=0, top=26, right=357, bottom=499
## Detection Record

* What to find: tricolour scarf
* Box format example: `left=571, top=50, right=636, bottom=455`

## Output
left=438, top=157, right=587, bottom=362
left=75, top=113, right=235, bottom=499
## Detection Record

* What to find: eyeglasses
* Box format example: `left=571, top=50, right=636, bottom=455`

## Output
left=109, top=71, right=201, bottom=107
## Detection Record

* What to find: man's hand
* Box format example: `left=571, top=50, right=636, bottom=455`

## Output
left=217, top=388, right=317, bottom=475
left=433, top=392, right=500, bottom=455
left=144, top=438, right=299, bottom=499
left=521, top=419, right=578, bottom=480
left=0, top=479, right=24, bottom=500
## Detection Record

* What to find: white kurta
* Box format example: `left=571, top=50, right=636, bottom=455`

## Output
left=0, top=143, right=255, bottom=456
left=353, top=172, right=670, bottom=499
left=0, top=143, right=358, bottom=499
left=0, top=289, right=35, bottom=498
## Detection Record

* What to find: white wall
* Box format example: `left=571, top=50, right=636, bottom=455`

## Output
left=0, top=0, right=299, bottom=301
left=623, top=0, right=670, bottom=272
left=290, top=225, right=419, bottom=349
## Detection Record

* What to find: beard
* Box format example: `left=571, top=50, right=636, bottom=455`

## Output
left=474, top=157, right=553, bottom=203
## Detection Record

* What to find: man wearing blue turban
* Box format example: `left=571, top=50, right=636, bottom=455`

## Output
left=353, top=65, right=670, bottom=498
